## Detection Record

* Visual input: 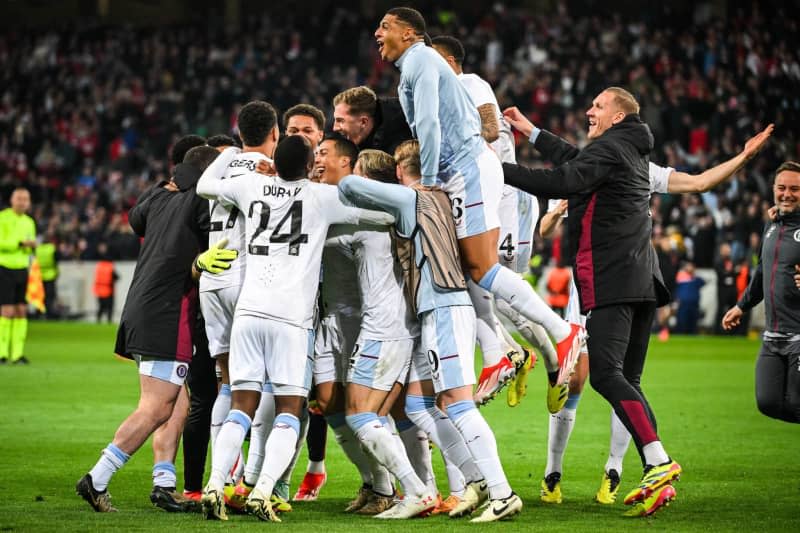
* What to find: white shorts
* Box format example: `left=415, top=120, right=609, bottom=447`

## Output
left=440, top=146, right=503, bottom=239
left=200, top=285, right=242, bottom=357
left=229, top=315, right=314, bottom=396
left=407, top=339, right=432, bottom=383
left=498, top=186, right=538, bottom=274
left=313, top=312, right=360, bottom=385
left=347, top=337, right=414, bottom=391
left=134, top=354, right=188, bottom=386
left=419, top=305, right=477, bottom=392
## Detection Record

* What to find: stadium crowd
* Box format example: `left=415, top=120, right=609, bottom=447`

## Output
left=1, top=2, right=797, bottom=265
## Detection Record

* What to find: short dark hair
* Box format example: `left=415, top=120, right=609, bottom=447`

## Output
left=170, top=134, right=206, bottom=165
left=322, top=134, right=358, bottom=171
left=386, top=7, right=426, bottom=36
left=776, top=161, right=800, bottom=175
left=237, top=101, right=278, bottom=147
left=207, top=134, right=241, bottom=149
left=431, top=35, right=465, bottom=64
left=173, top=146, right=220, bottom=190
left=283, top=104, right=326, bottom=131
left=274, top=135, right=313, bottom=181
left=183, top=145, right=220, bottom=171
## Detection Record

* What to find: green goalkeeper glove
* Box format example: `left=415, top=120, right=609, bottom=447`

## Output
left=195, top=238, right=238, bottom=274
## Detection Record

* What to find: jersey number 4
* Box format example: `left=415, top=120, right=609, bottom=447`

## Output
left=247, top=200, right=309, bottom=256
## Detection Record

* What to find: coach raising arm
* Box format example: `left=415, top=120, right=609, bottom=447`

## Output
left=503, top=87, right=680, bottom=518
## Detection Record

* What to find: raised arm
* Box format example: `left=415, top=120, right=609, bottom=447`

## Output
left=408, top=58, right=442, bottom=187
left=503, top=106, right=580, bottom=164
left=503, top=139, right=617, bottom=198
left=666, top=124, right=774, bottom=194
left=477, top=104, right=499, bottom=143
left=539, top=199, right=568, bottom=238
left=196, top=146, right=240, bottom=201
left=338, top=175, right=413, bottom=228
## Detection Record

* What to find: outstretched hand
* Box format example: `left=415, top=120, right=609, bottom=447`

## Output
left=742, top=124, right=774, bottom=160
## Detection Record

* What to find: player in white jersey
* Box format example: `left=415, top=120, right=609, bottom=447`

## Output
left=503, top=106, right=773, bottom=505
left=200, top=104, right=276, bottom=497
left=226, top=104, right=331, bottom=512
left=198, top=133, right=395, bottom=522
left=431, top=35, right=558, bottom=407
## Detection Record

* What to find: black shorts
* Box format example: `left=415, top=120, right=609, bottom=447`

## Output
left=0, top=266, right=28, bottom=305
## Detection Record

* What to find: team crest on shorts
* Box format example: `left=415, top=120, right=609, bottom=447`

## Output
left=794, top=229, right=800, bottom=242
left=176, top=364, right=188, bottom=378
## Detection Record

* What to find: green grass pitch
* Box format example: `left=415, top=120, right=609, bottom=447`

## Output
left=0, top=322, right=797, bottom=532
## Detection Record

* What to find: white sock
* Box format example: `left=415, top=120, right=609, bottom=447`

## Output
left=496, top=298, right=558, bottom=371
left=468, top=280, right=504, bottom=367
left=254, top=413, right=300, bottom=497
left=405, top=396, right=481, bottom=485
left=398, top=420, right=436, bottom=495
left=89, top=443, right=129, bottom=491
left=327, top=413, right=372, bottom=485
left=483, top=264, right=570, bottom=341
left=495, top=316, right=523, bottom=355
left=544, top=395, right=579, bottom=476
left=443, top=452, right=466, bottom=497
left=208, top=410, right=251, bottom=491
left=349, top=413, right=427, bottom=497
left=279, top=406, right=309, bottom=486
left=243, top=391, right=275, bottom=486
left=152, top=461, right=177, bottom=488
left=642, top=441, right=669, bottom=466
left=210, top=384, right=231, bottom=446
left=447, top=400, right=512, bottom=500
left=606, top=410, right=632, bottom=474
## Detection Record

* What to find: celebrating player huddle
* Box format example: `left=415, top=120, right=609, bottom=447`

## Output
left=76, top=5, right=778, bottom=525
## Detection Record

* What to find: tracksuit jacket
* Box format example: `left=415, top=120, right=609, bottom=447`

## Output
left=503, top=114, right=669, bottom=313
left=738, top=210, right=800, bottom=334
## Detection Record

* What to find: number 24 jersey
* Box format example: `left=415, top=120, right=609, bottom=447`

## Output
left=210, top=173, right=393, bottom=329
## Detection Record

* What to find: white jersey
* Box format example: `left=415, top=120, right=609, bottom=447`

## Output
left=197, top=154, right=394, bottom=329
left=457, top=72, right=516, bottom=165
left=200, top=151, right=270, bottom=292
left=321, top=227, right=361, bottom=320
left=547, top=162, right=677, bottom=214
left=351, top=228, right=418, bottom=340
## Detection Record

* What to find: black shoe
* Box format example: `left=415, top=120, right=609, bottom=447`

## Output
left=150, top=485, right=200, bottom=513
left=13, top=356, right=29, bottom=365
left=0, top=358, right=7, bottom=365
left=76, top=474, right=117, bottom=512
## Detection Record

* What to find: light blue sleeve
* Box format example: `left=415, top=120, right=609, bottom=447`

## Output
left=529, top=127, right=542, bottom=145
left=407, top=55, right=442, bottom=186
left=338, top=176, right=416, bottom=235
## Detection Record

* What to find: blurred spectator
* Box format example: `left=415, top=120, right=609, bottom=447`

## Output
left=546, top=260, right=571, bottom=318
left=93, top=243, right=118, bottom=323
left=675, top=262, right=706, bottom=334
left=714, top=242, right=740, bottom=334
left=34, top=232, right=59, bottom=319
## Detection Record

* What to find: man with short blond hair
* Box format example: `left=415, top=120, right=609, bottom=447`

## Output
left=503, top=87, right=680, bottom=518
left=332, top=86, right=412, bottom=154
